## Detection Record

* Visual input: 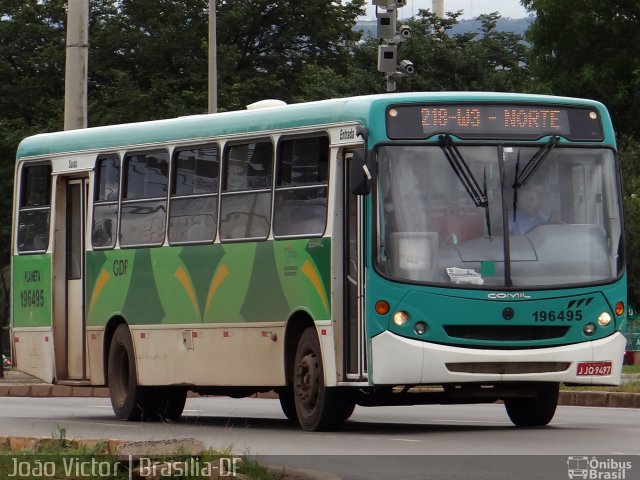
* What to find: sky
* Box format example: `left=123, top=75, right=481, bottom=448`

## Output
left=363, top=0, right=529, bottom=20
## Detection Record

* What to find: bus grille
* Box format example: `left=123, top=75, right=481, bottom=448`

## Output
left=445, top=362, right=571, bottom=375
left=443, top=325, right=569, bottom=341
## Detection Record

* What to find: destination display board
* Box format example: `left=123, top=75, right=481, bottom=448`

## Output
left=386, top=104, right=604, bottom=141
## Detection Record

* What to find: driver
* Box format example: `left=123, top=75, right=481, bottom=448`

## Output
left=509, top=186, right=548, bottom=235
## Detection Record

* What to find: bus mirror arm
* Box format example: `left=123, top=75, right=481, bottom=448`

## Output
left=350, top=148, right=374, bottom=195
left=351, top=126, right=374, bottom=195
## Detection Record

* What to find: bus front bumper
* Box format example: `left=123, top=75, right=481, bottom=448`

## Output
left=370, top=330, right=626, bottom=386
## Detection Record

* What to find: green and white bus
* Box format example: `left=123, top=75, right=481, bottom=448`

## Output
left=11, top=92, right=627, bottom=431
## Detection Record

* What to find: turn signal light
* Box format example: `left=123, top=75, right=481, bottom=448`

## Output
left=615, top=301, right=625, bottom=316
left=375, top=300, right=390, bottom=315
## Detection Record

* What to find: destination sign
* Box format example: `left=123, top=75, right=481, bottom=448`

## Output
left=386, top=104, right=604, bottom=141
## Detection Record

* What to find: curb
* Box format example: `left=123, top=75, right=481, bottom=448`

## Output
left=0, top=382, right=638, bottom=408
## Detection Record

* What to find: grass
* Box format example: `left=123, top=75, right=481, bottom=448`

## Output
left=623, top=364, right=640, bottom=374
left=563, top=382, right=640, bottom=393
left=0, top=430, right=283, bottom=480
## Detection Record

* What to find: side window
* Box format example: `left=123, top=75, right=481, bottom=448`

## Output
left=92, top=154, right=120, bottom=249
left=120, top=150, right=168, bottom=247
left=220, top=140, right=273, bottom=241
left=169, top=144, right=219, bottom=244
left=17, top=163, right=52, bottom=253
left=273, top=135, right=329, bottom=237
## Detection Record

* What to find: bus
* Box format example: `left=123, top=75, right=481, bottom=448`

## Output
left=11, top=92, right=627, bottom=431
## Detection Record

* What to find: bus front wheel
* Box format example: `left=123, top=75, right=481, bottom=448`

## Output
left=293, top=327, right=354, bottom=431
left=504, top=383, right=559, bottom=427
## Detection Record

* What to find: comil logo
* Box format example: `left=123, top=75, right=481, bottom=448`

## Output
left=487, top=292, right=532, bottom=299
left=567, top=456, right=632, bottom=479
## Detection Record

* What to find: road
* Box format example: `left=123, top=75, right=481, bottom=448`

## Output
left=0, top=396, right=638, bottom=479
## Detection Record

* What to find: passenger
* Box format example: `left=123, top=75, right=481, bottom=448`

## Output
left=509, top=186, right=548, bottom=235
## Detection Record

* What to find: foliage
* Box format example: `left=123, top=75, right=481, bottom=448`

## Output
left=0, top=0, right=67, bottom=267
left=522, top=0, right=640, bottom=138
left=392, top=10, right=530, bottom=93
left=7, top=0, right=640, bottom=314
left=619, top=136, right=640, bottom=306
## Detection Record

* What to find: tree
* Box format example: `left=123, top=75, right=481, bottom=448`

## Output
left=0, top=0, right=68, bottom=270
left=523, top=0, right=640, bottom=138
left=216, top=0, right=366, bottom=109
left=364, top=10, right=531, bottom=93
left=88, top=0, right=366, bottom=119
left=619, top=136, right=640, bottom=307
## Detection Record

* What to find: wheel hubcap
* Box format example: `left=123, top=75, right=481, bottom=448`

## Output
left=295, top=352, right=319, bottom=409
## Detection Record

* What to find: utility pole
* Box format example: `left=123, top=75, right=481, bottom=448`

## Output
left=208, top=1, right=217, bottom=113
left=432, top=0, right=444, bottom=18
left=64, top=0, right=89, bottom=130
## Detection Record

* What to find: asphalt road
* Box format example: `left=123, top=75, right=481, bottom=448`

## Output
left=1, top=396, right=638, bottom=479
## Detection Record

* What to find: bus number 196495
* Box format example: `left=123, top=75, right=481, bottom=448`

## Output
left=533, top=309, right=583, bottom=322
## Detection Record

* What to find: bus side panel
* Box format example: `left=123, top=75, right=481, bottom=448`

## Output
left=85, top=238, right=332, bottom=386
left=11, top=254, right=55, bottom=382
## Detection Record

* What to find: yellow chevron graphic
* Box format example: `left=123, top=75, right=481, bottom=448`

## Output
left=88, top=270, right=111, bottom=319
left=174, top=266, right=200, bottom=318
left=300, top=260, right=330, bottom=314
left=205, top=263, right=230, bottom=317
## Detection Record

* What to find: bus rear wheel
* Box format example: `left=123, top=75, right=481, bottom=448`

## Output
left=108, top=325, right=187, bottom=422
left=293, top=327, right=354, bottom=431
left=504, top=383, right=559, bottom=427
left=108, top=324, right=146, bottom=420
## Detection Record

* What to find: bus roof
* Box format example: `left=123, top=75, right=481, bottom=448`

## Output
left=15, top=92, right=612, bottom=162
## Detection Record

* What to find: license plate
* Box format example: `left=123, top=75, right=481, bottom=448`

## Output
left=576, top=361, right=612, bottom=376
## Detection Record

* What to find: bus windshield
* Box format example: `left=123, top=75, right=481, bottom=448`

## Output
left=376, top=144, right=622, bottom=288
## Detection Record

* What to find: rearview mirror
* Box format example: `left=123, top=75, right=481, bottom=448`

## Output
left=350, top=149, right=373, bottom=195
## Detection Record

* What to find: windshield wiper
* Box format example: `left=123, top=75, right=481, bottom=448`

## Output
left=438, top=134, right=492, bottom=237
left=512, top=135, right=559, bottom=221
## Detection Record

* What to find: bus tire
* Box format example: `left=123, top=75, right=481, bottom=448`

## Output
left=339, top=401, right=356, bottom=422
left=293, top=327, right=351, bottom=431
left=504, top=383, right=559, bottom=427
left=151, top=387, right=187, bottom=422
left=107, top=324, right=149, bottom=421
left=277, top=386, right=297, bottom=421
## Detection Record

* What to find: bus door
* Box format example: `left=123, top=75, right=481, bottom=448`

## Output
left=52, top=176, right=88, bottom=380
left=345, top=154, right=367, bottom=380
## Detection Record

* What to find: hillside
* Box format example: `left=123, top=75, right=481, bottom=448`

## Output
left=356, top=16, right=532, bottom=39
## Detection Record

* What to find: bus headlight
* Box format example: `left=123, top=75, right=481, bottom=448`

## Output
left=393, top=311, right=409, bottom=326
left=597, top=312, right=612, bottom=327
left=583, top=323, right=596, bottom=336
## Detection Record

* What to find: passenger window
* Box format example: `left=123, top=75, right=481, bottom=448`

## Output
left=120, top=150, right=168, bottom=247
left=220, top=141, right=273, bottom=241
left=92, top=154, right=119, bottom=249
left=169, top=144, right=219, bottom=244
left=17, top=164, right=52, bottom=253
left=273, top=135, right=329, bottom=237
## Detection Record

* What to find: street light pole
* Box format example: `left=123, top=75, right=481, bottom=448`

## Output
left=208, top=1, right=217, bottom=113
left=64, top=0, right=89, bottom=130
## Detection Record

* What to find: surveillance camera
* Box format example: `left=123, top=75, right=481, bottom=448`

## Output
left=399, top=26, right=412, bottom=39
left=399, top=59, right=415, bottom=75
